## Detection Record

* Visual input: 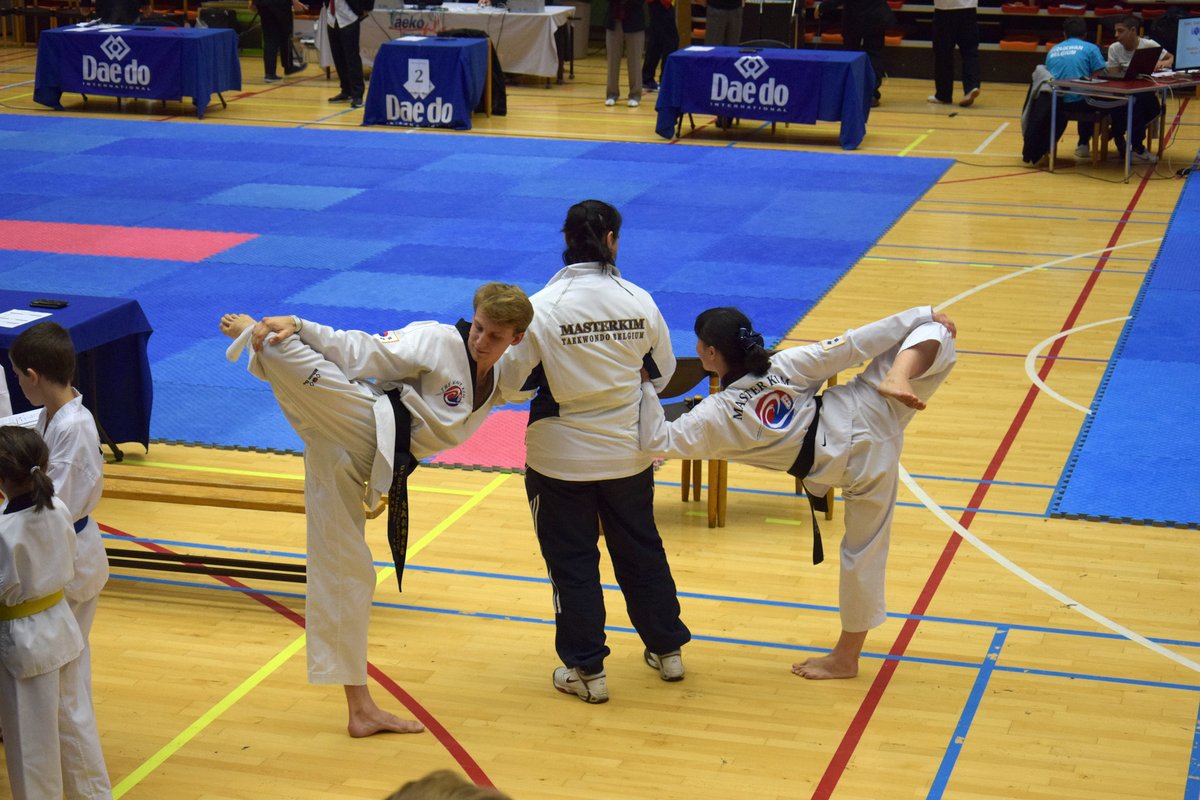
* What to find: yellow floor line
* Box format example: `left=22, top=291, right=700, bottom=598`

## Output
left=898, top=129, right=934, bottom=157
left=126, top=459, right=479, bottom=496
left=112, top=473, right=510, bottom=798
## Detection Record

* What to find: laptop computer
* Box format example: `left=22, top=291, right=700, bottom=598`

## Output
left=1105, top=45, right=1163, bottom=80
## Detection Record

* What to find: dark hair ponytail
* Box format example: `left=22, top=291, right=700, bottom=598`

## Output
left=562, top=200, right=622, bottom=266
left=694, top=307, right=772, bottom=383
left=0, top=426, right=55, bottom=511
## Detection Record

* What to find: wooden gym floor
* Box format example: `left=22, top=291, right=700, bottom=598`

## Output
left=1, top=38, right=1198, bottom=800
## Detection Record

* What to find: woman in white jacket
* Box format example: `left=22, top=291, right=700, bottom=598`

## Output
left=639, top=305, right=956, bottom=679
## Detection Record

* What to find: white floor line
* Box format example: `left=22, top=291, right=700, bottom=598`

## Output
left=899, top=465, right=1200, bottom=674
left=935, top=237, right=1162, bottom=312
left=1023, top=316, right=1130, bottom=414
left=973, top=121, right=1009, bottom=155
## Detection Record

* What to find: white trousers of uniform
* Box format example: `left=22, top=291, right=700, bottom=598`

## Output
left=824, top=321, right=957, bottom=632
left=0, top=655, right=111, bottom=800
left=248, top=337, right=380, bottom=686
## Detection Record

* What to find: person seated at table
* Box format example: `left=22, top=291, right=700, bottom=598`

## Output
left=1106, top=14, right=1173, bottom=165
left=1022, top=17, right=1104, bottom=165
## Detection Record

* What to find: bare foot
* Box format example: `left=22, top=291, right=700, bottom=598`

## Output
left=219, top=313, right=255, bottom=339
left=791, top=654, right=859, bottom=680
left=347, top=708, right=425, bottom=738
left=877, top=373, right=926, bottom=410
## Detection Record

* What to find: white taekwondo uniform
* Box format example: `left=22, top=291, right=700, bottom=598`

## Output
left=0, top=497, right=110, bottom=800
left=639, top=307, right=956, bottom=632
left=38, top=392, right=110, bottom=648
left=227, top=319, right=515, bottom=685
left=499, top=262, right=689, bottom=674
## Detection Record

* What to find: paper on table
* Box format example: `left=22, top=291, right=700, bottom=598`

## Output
left=0, top=309, right=51, bottom=329
left=0, top=410, right=40, bottom=429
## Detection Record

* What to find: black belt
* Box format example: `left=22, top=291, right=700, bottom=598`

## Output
left=384, top=389, right=419, bottom=592
left=74, top=516, right=89, bottom=534
left=786, top=395, right=825, bottom=565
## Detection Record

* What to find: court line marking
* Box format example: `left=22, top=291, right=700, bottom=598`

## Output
left=935, top=237, right=1162, bottom=312
left=897, top=129, right=933, bottom=157
left=900, top=465, right=1200, bottom=674
left=106, top=573, right=1200, bottom=695
left=124, top=458, right=478, bottom=496
left=1024, top=316, right=1131, bottom=414
left=109, top=474, right=509, bottom=798
left=972, top=122, right=1008, bottom=155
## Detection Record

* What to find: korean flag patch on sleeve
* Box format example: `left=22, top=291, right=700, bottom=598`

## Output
left=376, top=330, right=402, bottom=344
left=820, top=335, right=845, bottom=351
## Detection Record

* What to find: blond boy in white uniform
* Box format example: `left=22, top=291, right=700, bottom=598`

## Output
left=221, top=283, right=532, bottom=737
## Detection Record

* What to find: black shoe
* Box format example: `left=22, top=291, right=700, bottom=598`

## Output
left=642, top=78, right=658, bottom=92
left=284, top=65, right=306, bottom=76
left=870, top=96, right=880, bottom=108
left=329, top=93, right=351, bottom=102
left=264, top=74, right=281, bottom=83
left=349, top=97, right=363, bottom=109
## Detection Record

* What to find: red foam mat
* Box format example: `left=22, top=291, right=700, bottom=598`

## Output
left=0, top=220, right=256, bottom=262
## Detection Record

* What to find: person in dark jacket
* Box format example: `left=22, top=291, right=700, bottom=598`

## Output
left=819, top=0, right=893, bottom=106
left=255, top=0, right=306, bottom=82
left=605, top=0, right=647, bottom=106
left=642, top=0, right=678, bottom=91
left=307, top=0, right=369, bottom=107
left=705, top=0, right=742, bottom=46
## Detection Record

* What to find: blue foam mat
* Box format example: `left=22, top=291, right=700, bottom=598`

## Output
left=1049, top=171, right=1200, bottom=528
left=0, top=114, right=951, bottom=452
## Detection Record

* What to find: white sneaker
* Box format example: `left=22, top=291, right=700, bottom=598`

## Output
left=628, top=97, right=640, bottom=108
left=553, top=666, right=608, bottom=703
left=927, top=95, right=950, bottom=104
left=1130, top=149, right=1158, bottom=164
left=604, top=97, right=616, bottom=107
left=644, top=648, right=684, bottom=682
left=1074, top=144, right=1091, bottom=160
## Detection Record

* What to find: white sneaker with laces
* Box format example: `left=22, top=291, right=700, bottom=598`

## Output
left=604, top=97, right=616, bottom=107
left=553, top=666, right=608, bottom=703
left=927, top=95, right=950, bottom=105
left=1074, top=144, right=1091, bottom=160
left=1130, top=149, right=1158, bottom=164
left=628, top=97, right=640, bottom=108
left=644, top=648, right=684, bottom=682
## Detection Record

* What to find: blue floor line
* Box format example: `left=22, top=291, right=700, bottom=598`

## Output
left=929, top=628, right=1009, bottom=799
left=866, top=254, right=1145, bottom=276
left=1186, top=699, right=1200, bottom=800
left=109, top=572, right=1200, bottom=692
left=102, top=547, right=1200, bottom=649
left=875, top=242, right=1151, bottom=263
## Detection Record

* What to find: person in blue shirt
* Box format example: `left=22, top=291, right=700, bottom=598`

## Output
left=1045, top=18, right=1108, bottom=160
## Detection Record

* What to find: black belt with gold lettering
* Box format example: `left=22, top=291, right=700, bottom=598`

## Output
left=385, top=389, right=419, bottom=591
left=786, top=394, right=825, bottom=565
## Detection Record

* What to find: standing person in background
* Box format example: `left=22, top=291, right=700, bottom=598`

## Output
left=0, top=426, right=111, bottom=800
left=819, top=0, right=894, bottom=107
left=500, top=200, right=692, bottom=704
left=1106, top=14, right=1172, bottom=164
left=253, top=0, right=307, bottom=82
left=604, top=0, right=647, bottom=107
left=9, top=323, right=110, bottom=719
left=641, top=0, right=678, bottom=92
left=929, top=0, right=980, bottom=107
left=705, top=0, right=742, bottom=46
left=308, top=0, right=368, bottom=108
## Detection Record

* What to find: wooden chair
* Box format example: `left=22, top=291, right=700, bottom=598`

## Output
left=1062, top=103, right=1114, bottom=164
left=659, top=357, right=837, bottom=529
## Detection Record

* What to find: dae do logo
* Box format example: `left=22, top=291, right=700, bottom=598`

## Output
left=710, top=54, right=789, bottom=108
left=385, top=95, right=456, bottom=125
left=82, top=35, right=151, bottom=87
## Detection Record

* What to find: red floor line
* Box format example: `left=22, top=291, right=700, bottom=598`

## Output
left=810, top=166, right=1157, bottom=799
left=98, top=523, right=496, bottom=788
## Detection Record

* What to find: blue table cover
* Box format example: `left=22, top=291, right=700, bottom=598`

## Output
left=654, top=46, right=874, bottom=150
left=363, top=36, right=488, bottom=130
left=0, top=291, right=153, bottom=449
left=34, top=25, right=240, bottom=118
